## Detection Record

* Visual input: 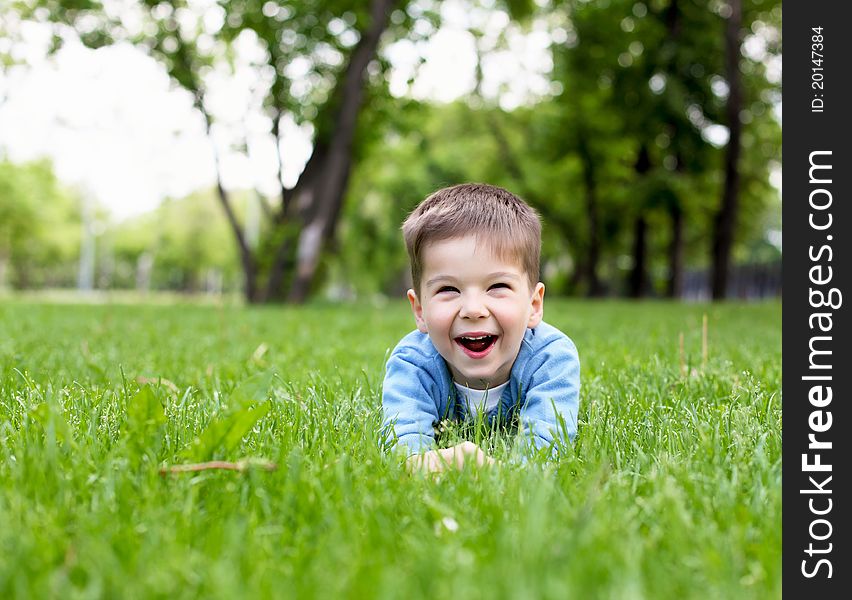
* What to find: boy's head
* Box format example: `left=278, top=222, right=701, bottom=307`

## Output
left=402, top=183, right=541, bottom=295
left=402, top=184, right=545, bottom=389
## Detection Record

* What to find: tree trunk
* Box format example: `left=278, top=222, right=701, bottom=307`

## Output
left=196, top=97, right=260, bottom=303
left=262, top=0, right=395, bottom=303
left=629, top=144, right=652, bottom=298
left=216, top=170, right=260, bottom=303
left=666, top=203, right=684, bottom=298
left=577, top=130, right=603, bottom=297
left=190, top=0, right=393, bottom=304
left=629, top=214, right=650, bottom=298
left=711, top=0, right=743, bottom=300
left=662, top=0, right=684, bottom=300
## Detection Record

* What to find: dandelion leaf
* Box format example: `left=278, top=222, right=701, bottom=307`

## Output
left=180, top=371, right=274, bottom=461
left=29, top=402, right=74, bottom=448
left=125, top=385, right=167, bottom=455
left=230, top=369, right=275, bottom=409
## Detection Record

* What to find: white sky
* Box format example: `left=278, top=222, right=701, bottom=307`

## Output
left=0, top=0, right=554, bottom=221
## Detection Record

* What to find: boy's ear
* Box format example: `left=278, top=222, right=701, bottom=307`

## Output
left=527, top=282, right=545, bottom=328
left=407, top=288, right=428, bottom=333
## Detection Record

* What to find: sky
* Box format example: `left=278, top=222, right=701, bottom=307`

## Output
left=0, top=0, right=555, bottom=221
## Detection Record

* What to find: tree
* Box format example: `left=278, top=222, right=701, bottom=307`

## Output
left=105, top=188, right=242, bottom=292
left=0, top=159, right=82, bottom=289
left=28, top=0, right=439, bottom=302
left=711, top=0, right=743, bottom=299
left=562, top=0, right=721, bottom=298
left=335, top=0, right=781, bottom=300
left=555, top=0, right=779, bottom=298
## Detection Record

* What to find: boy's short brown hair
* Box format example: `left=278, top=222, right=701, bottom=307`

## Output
left=402, top=183, right=541, bottom=293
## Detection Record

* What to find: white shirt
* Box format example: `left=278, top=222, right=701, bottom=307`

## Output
left=452, top=380, right=510, bottom=419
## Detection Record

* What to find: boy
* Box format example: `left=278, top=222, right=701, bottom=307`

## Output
left=382, top=183, right=580, bottom=472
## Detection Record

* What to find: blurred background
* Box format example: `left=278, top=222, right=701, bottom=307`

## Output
left=0, top=0, right=781, bottom=304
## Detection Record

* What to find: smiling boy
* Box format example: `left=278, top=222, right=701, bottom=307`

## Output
left=382, top=183, right=580, bottom=472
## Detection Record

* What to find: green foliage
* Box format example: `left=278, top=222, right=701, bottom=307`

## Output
left=330, top=0, right=780, bottom=298
left=558, top=0, right=780, bottom=281
left=103, top=188, right=242, bottom=292
left=7, top=0, right=781, bottom=300
left=0, top=159, right=82, bottom=288
left=0, top=299, right=781, bottom=597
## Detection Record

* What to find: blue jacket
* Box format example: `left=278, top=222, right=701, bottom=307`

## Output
left=381, top=321, right=580, bottom=457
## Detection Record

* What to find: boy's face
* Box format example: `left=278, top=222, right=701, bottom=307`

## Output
left=407, top=235, right=545, bottom=390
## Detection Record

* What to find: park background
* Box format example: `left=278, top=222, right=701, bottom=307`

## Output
left=0, top=1, right=782, bottom=598
left=0, top=0, right=781, bottom=303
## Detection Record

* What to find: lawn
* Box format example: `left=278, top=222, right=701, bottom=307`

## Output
left=0, top=298, right=781, bottom=599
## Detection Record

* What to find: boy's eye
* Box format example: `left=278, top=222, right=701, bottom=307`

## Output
left=437, top=286, right=459, bottom=294
left=489, top=283, right=511, bottom=291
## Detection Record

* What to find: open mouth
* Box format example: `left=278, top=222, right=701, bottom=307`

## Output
left=454, top=334, right=498, bottom=357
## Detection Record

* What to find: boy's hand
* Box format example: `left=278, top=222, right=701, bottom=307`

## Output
left=406, top=442, right=495, bottom=474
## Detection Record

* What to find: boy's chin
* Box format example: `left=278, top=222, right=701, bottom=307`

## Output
left=450, top=366, right=500, bottom=388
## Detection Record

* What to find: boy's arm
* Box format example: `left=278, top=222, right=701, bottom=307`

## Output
left=382, top=348, right=442, bottom=456
left=517, top=336, right=580, bottom=458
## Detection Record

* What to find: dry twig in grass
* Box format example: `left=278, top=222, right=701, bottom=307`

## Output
left=136, top=376, right=180, bottom=394
left=158, top=459, right=278, bottom=476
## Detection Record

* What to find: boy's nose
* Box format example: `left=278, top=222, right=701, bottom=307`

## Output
left=459, top=294, right=489, bottom=319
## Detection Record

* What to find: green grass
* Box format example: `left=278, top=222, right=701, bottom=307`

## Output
left=0, top=298, right=781, bottom=599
